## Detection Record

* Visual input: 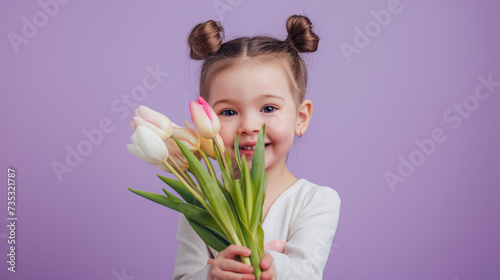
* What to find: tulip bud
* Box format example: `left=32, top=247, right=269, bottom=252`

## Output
left=162, top=121, right=201, bottom=172
left=173, top=121, right=201, bottom=151
left=190, top=97, right=220, bottom=139
left=127, top=125, right=169, bottom=167
left=131, top=105, right=172, bottom=141
left=165, top=139, right=189, bottom=172
left=200, top=134, right=224, bottom=159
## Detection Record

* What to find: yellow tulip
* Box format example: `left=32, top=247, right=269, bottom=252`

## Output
left=200, top=134, right=224, bottom=159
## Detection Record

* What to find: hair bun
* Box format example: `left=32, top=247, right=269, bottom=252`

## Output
left=188, top=20, right=224, bottom=60
left=285, top=15, right=319, bottom=53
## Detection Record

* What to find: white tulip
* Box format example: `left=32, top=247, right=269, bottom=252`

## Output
left=131, top=105, right=173, bottom=141
left=127, top=125, right=169, bottom=166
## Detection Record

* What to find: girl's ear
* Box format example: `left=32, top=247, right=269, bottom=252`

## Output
left=295, top=99, right=313, bottom=136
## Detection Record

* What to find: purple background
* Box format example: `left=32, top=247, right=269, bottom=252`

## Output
left=1, top=0, right=499, bottom=279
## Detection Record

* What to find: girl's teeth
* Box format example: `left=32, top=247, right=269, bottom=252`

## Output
left=240, top=144, right=270, bottom=151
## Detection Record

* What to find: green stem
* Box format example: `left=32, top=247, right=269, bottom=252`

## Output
left=231, top=234, right=260, bottom=278
left=162, top=161, right=203, bottom=203
left=184, top=171, right=197, bottom=189
left=164, top=159, right=237, bottom=245
left=167, top=157, right=195, bottom=189
left=163, top=160, right=234, bottom=242
left=197, top=148, right=217, bottom=183
left=246, top=240, right=263, bottom=279
left=213, top=136, right=229, bottom=174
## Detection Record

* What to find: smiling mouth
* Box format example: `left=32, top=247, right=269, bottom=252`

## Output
left=239, top=144, right=270, bottom=151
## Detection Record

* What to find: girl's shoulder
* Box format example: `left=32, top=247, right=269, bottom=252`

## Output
left=284, top=178, right=341, bottom=209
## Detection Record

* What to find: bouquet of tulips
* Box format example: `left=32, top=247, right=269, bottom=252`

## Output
left=127, top=97, right=267, bottom=278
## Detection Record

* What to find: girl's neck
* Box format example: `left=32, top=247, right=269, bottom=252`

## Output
left=261, top=162, right=298, bottom=222
left=264, top=160, right=298, bottom=196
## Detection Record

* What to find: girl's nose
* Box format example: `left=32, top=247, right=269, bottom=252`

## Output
left=237, top=114, right=263, bottom=135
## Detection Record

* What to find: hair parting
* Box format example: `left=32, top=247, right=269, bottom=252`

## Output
left=187, top=15, right=320, bottom=105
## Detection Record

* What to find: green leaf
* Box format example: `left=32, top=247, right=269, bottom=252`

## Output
left=216, top=156, right=248, bottom=230
left=248, top=125, right=267, bottom=233
left=241, top=156, right=254, bottom=223
left=225, top=149, right=234, bottom=179
left=199, top=147, right=218, bottom=184
left=250, top=173, right=267, bottom=234
left=162, top=188, right=183, bottom=202
left=214, top=144, right=230, bottom=192
left=127, top=187, right=222, bottom=234
left=220, top=187, right=239, bottom=230
left=157, top=175, right=203, bottom=209
left=251, top=125, right=266, bottom=190
left=172, top=138, right=237, bottom=233
left=234, top=134, right=243, bottom=175
left=186, top=217, right=230, bottom=252
left=255, top=221, right=265, bottom=258
left=240, top=222, right=263, bottom=277
left=216, top=149, right=234, bottom=197
left=232, top=179, right=247, bottom=226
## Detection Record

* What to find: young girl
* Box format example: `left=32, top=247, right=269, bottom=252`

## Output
left=173, top=15, right=341, bottom=280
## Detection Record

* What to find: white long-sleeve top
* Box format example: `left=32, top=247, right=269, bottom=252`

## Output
left=173, top=178, right=341, bottom=280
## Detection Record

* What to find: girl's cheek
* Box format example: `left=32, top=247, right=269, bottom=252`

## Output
left=268, top=114, right=293, bottom=135
left=219, top=122, right=236, bottom=141
left=218, top=127, right=235, bottom=156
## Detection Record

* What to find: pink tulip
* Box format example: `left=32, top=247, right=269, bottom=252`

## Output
left=181, top=119, right=224, bottom=159
left=131, top=105, right=172, bottom=141
left=190, top=97, right=220, bottom=139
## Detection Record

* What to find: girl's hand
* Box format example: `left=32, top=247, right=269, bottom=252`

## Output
left=259, top=252, right=277, bottom=280
left=207, top=244, right=255, bottom=280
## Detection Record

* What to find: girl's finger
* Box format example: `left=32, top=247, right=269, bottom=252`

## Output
left=219, top=258, right=254, bottom=274
left=221, top=244, right=252, bottom=259
left=210, top=268, right=255, bottom=280
left=207, top=258, right=214, bottom=264
left=260, top=270, right=275, bottom=280
left=259, top=252, right=273, bottom=270
left=260, top=263, right=277, bottom=280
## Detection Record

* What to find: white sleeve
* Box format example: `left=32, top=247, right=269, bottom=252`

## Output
left=266, top=187, right=341, bottom=280
left=172, top=214, right=212, bottom=280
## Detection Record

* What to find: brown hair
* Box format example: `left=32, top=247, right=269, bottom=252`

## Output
left=187, top=15, right=320, bottom=105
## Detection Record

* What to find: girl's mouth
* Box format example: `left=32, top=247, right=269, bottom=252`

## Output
left=238, top=143, right=270, bottom=154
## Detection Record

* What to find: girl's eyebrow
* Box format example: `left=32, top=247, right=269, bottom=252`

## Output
left=212, top=94, right=284, bottom=108
left=212, top=98, right=237, bottom=108
left=260, top=94, right=285, bottom=101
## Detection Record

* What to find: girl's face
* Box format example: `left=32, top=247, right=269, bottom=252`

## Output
left=207, top=61, right=302, bottom=174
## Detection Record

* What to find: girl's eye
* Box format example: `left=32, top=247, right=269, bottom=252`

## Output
left=261, top=106, right=277, bottom=113
left=220, top=109, right=237, bottom=116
